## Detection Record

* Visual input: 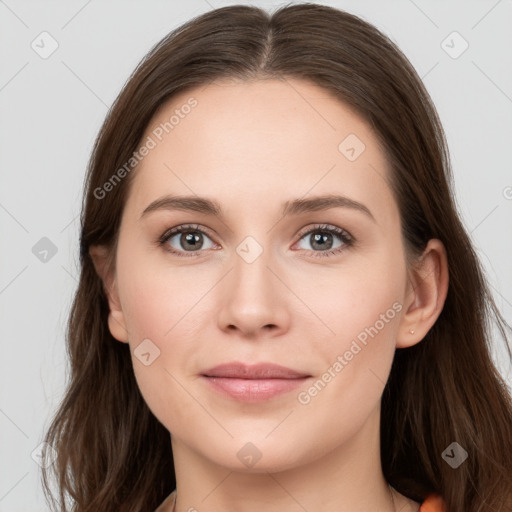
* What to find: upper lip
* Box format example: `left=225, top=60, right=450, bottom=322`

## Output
left=202, top=362, right=310, bottom=379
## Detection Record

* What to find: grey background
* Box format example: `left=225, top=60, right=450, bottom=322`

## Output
left=1, top=1, right=511, bottom=510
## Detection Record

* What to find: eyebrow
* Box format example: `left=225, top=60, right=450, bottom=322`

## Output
left=139, top=194, right=376, bottom=223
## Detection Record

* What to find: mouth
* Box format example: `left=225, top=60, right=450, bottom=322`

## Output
left=200, top=362, right=312, bottom=402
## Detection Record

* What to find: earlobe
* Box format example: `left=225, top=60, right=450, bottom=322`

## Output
left=89, top=244, right=129, bottom=344
left=396, top=239, right=449, bottom=348
left=107, top=310, right=129, bottom=344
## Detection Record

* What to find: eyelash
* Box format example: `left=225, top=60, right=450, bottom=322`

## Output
left=156, top=223, right=355, bottom=259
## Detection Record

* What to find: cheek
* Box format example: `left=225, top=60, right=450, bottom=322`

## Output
left=305, top=254, right=404, bottom=346
left=298, top=250, right=405, bottom=411
left=118, top=247, right=207, bottom=343
left=332, top=271, right=402, bottom=345
left=118, top=268, right=206, bottom=426
left=290, top=265, right=404, bottom=446
left=113, top=243, right=209, bottom=411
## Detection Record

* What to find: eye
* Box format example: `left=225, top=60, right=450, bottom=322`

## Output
left=293, top=223, right=354, bottom=258
left=158, top=224, right=217, bottom=258
left=157, top=222, right=354, bottom=259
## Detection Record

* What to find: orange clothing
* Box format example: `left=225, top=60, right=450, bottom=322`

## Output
left=420, top=493, right=448, bottom=511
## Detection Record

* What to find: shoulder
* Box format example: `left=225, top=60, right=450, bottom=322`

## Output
left=420, top=493, right=448, bottom=512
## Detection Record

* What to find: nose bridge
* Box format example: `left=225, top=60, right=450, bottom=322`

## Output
left=231, top=233, right=275, bottom=298
left=216, top=231, right=289, bottom=335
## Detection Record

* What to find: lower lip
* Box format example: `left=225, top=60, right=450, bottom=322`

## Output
left=201, top=376, right=310, bottom=402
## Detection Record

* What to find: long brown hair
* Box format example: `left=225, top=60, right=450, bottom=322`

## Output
left=41, top=3, right=512, bottom=511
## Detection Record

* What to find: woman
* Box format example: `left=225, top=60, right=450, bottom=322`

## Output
left=41, top=4, right=512, bottom=511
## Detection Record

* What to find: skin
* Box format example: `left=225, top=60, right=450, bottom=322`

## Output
left=90, top=77, right=449, bottom=512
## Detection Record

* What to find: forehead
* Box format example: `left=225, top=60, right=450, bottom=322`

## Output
left=125, top=78, right=396, bottom=224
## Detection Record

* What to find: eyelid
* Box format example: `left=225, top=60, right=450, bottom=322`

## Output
left=158, top=223, right=216, bottom=244
left=158, top=222, right=354, bottom=258
left=291, top=223, right=354, bottom=257
left=295, top=223, right=352, bottom=241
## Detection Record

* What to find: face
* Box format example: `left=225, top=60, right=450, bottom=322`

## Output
left=105, top=78, right=412, bottom=472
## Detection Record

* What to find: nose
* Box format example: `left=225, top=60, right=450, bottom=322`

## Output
left=216, top=245, right=291, bottom=339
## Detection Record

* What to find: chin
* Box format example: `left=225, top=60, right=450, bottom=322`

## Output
left=199, top=437, right=311, bottom=474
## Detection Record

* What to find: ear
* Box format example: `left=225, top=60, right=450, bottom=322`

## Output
left=396, top=238, right=449, bottom=348
left=89, top=244, right=129, bottom=344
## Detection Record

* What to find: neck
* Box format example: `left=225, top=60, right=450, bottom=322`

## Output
left=170, top=405, right=397, bottom=512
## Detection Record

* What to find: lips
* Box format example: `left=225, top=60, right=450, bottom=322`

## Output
left=201, top=362, right=311, bottom=402
left=201, top=362, right=310, bottom=379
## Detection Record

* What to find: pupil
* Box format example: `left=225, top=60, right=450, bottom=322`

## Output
left=182, top=232, right=201, bottom=251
